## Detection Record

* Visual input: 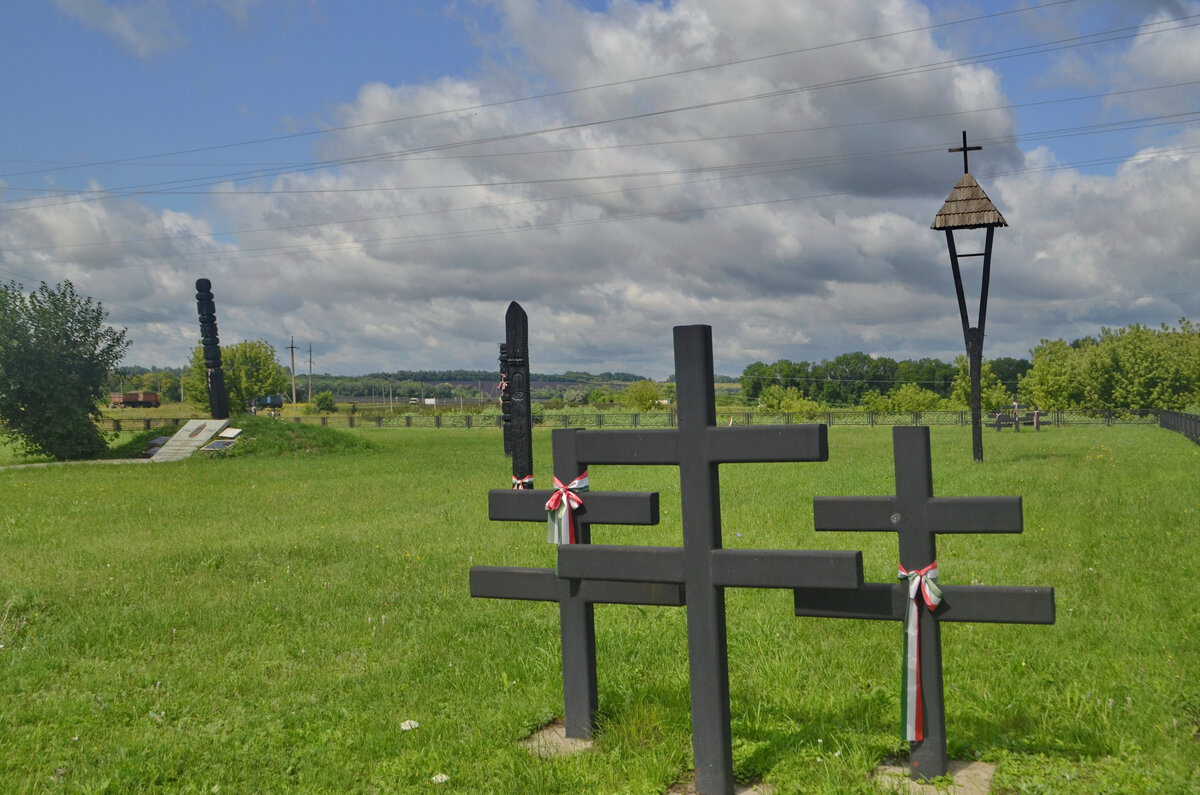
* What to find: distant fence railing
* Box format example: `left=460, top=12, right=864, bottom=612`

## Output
left=1159, top=411, right=1200, bottom=444
left=90, top=408, right=1169, bottom=433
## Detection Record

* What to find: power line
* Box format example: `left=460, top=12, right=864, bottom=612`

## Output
left=0, top=0, right=1079, bottom=182
left=6, top=10, right=1197, bottom=212
left=12, top=141, right=1198, bottom=274
left=6, top=78, right=1196, bottom=258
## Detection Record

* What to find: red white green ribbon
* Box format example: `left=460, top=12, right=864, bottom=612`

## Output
left=899, top=561, right=943, bottom=742
left=545, top=471, right=588, bottom=544
left=511, top=474, right=533, bottom=490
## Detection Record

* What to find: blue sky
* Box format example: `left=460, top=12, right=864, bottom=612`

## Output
left=1, top=0, right=1197, bottom=377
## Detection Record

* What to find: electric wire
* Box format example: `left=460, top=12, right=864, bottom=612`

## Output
left=5, top=10, right=1196, bottom=211
left=0, top=0, right=1080, bottom=181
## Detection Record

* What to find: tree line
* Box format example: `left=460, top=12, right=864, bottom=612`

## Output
left=738, top=353, right=1031, bottom=410
left=736, top=319, right=1198, bottom=413
left=1020, top=320, right=1199, bottom=411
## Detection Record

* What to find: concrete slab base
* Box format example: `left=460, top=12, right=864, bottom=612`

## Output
left=519, top=722, right=593, bottom=758
left=666, top=779, right=773, bottom=795
left=151, top=419, right=229, bottom=462
left=873, top=760, right=996, bottom=794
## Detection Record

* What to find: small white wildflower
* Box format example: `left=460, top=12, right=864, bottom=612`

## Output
left=431, top=773, right=449, bottom=784
left=400, top=720, right=419, bottom=731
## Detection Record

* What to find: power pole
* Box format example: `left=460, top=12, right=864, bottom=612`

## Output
left=308, top=343, right=313, bottom=406
left=287, top=336, right=298, bottom=416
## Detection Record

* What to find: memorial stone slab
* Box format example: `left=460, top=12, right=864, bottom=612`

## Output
left=151, top=418, right=230, bottom=462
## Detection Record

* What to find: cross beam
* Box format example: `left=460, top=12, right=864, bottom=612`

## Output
left=792, top=426, right=1054, bottom=781
left=949, top=129, right=982, bottom=174
left=549, top=325, right=863, bottom=795
left=471, top=429, right=684, bottom=739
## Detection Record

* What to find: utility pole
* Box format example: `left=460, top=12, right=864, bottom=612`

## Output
left=287, top=336, right=298, bottom=416
left=308, top=343, right=313, bottom=406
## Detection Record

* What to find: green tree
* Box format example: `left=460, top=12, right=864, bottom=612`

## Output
left=0, top=280, right=129, bottom=460
left=1019, top=338, right=1087, bottom=409
left=183, top=339, right=289, bottom=414
left=989, top=356, right=1032, bottom=393
left=1019, top=320, right=1199, bottom=411
left=312, top=390, right=337, bottom=413
left=888, top=383, right=947, bottom=412
left=858, top=389, right=893, bottom=413
left=809, top=352, right=894, bottom=406
left=621, top=380, right=665, bottom=411
left=949, top=355, right=1012, bottom=411
left=758, top=384, right=821, bottom=414
left=585, top=386, right=615, bottom=405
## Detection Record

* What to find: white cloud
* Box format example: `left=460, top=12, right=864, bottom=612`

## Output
left=4, top=0, right=1198, bottom=377
left=50, top=0, right=184, bottom=59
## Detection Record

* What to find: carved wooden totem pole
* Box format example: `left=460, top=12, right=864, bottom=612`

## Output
left=194, top=278, right=230, bottom=420
left=499, top=301, right=534, bottom=489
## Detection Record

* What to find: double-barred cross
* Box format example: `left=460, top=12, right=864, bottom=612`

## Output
left=472, top=325, right=864, bottom=795
left=793, top=426, right=1055, bottom=780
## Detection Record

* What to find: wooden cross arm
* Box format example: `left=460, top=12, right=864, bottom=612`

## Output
left=576, top=430, right=679, bottom=464
left=469, top=565, right=685, bottom=606
left=710, top=549, right=861, bottom=589
left=928, top=497, right=1022, bottom=533
left=813, top=496, right=896, bottom=531
left=557, top=545, right=685, bottom=584
left=705, top=425, right=828, bottom=463
left=793, top=582, right=1055, bottom=624
left=570, top=425, right=829, bottom=464
left=488, top=489, right=659, bottom=525
left=813, top=496, right=1023, bottom=533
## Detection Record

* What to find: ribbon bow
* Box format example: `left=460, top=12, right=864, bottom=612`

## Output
left=545, top=471, right=588, bottom=544
left=511, top=474, right=533, bottom=490
left=898, top=561, right=943, bottom=742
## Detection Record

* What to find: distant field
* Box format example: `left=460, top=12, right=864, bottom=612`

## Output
left=1, top=424, right=1197, bottom=792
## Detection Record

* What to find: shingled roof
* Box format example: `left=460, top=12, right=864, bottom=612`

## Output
left=930, top=173, right=1007, bottom=230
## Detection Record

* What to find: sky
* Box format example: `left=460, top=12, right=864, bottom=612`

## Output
left=1, top=0, right=1197, bottom=379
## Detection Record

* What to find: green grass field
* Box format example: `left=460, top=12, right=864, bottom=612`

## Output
left=1, top=422, right=1197, bottom=793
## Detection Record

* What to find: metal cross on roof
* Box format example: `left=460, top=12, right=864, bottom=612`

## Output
left=792, top=426, right=1055, bottom=780
left=949, top=130, right=982, bottom=174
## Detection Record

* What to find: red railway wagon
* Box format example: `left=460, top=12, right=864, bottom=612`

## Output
left=109, top=391, right=160, bottom=408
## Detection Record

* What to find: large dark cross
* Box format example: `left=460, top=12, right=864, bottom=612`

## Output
left=793, top=426, right=1055, bottom=781
left=551, top=325, right=863, bottom=795
left=949, top=130, right=982, bottom=174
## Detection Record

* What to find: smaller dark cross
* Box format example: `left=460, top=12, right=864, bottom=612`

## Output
left=949, top=130, right=982, bottom=174
left=792, top=426, right=1054, bottom=781
left=472, top=429, right=683, bottom=739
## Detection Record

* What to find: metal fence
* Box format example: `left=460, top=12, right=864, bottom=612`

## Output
left=1159, top=410, right=1200, bottom=444
left=92, top=408, right=1170, bottom=433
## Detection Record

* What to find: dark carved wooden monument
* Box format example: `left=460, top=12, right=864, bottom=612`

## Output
left=932, top=131, right=1007, bottom=462
left=793, top=426, right=1055, bottom=780
left=474, top=325, right=865, bottom=794
left=194, top=278, right=230, bottom=420
left=499, top=301, right=535, bottom=489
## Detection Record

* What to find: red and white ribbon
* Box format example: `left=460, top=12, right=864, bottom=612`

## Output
left=899, top=561, right=943, bottom=742
left=545, top=471, right=588, bottom=544
left=511, top=474, right=533, bottom=490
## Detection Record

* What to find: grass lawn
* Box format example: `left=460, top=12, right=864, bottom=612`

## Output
left=1, top=421, right=1197, bottom=793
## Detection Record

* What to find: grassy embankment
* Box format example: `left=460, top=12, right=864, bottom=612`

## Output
left=1, top=421, right=1197, bottom=792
